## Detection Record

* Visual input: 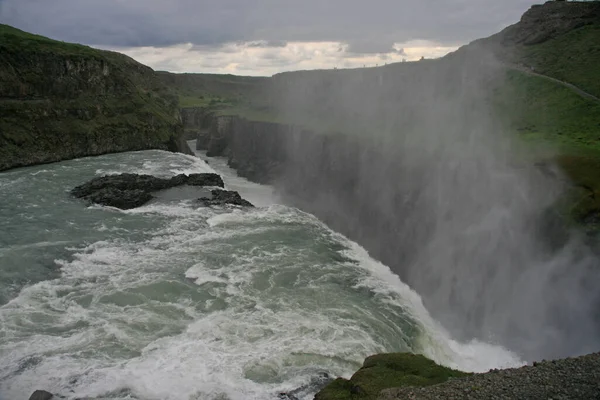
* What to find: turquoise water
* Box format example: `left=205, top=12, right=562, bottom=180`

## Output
left=0, top=150, right=521, bottom=399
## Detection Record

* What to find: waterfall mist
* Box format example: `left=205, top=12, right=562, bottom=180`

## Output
left=266, top=44, right=600, bottom=360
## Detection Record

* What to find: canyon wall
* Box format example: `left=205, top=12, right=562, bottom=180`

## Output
left=0, top=24, right=191, bottom=171
left=192, top=109, right=600, bottom=361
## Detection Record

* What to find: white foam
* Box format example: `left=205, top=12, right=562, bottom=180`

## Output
left=337, top=239, right=524, bottom=372
left=1, top=161, right=523, bottom=400
left=29, top=169, right=51, bottom=176
left=92, top=150, right=217, bottom=178
left=191, top=147, right=281, bottom=207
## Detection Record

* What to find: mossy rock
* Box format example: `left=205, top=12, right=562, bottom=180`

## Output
left=314, top=353, right=469, bottom=400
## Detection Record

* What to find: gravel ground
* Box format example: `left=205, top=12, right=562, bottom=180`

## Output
left=379, top=353, right=600, bottom=400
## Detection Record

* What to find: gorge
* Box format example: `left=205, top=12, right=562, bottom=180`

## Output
left=2, top=1, right=600, bottom=399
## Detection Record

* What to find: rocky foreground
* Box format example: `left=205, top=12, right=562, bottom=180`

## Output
left=26, top=352, right=600, bottom=399
left=380, top=353, right=600, bottom=400
left=314, top=352, right=600, bottom=400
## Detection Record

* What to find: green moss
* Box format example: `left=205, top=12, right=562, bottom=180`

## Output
left=314, top=353, right=469, bottom=400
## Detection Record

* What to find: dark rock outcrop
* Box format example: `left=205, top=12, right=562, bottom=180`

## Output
left=85, top=188, right=154, bottom=210
left=28, top=390, right=54, bottom=400
left=72, top=173, right=224, bottom=209
left=499, top=1, right=600, bottom=46
left=179, top=107, right=214, bottom=145
left=199, top=189, right=254, bottom=207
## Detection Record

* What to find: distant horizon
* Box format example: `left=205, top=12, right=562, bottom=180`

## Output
left=92, top=39, right=460, bottom=77
left=1, top=0, right=539, bottom=75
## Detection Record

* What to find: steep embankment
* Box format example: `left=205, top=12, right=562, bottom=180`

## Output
left=0, top=24, right=190, bottom=171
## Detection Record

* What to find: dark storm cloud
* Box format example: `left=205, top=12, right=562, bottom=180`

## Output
left=0, top=0, right=538, bottom=48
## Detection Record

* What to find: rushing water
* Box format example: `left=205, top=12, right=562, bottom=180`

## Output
left=0, top=148, right=521, bottom=400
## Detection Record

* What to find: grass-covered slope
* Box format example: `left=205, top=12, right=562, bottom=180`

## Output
left=493, top=1, right=600, bottom=98
left=314, top=353, right=468, bottom=400
left=494, top=70, right=600, bottom=150
left=495, top=2, right=600, bottom=228
left=517, top=24, right=600, bottom=99
left=0, top=24, right=186, bottom=171
left=156, top=71, right=269, bottom=110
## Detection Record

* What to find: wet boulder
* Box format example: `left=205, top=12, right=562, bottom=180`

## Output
left=72, top=173, right=224, bottom=209
left=85, top=188, right=153, bottom=209
left=199, top=189, right=254, bottom=207
left=29, top=390, right=54, bottom=400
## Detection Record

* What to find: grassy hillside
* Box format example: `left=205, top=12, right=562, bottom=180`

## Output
left=0, top=24, right=186, bottom=171
left=156, top=71, right=268, bottom=110
left=494, top=70, right=600, bottom=150
left=0, top=24, right=108, bottom=57
left=516, top=24, right=600, bottom=98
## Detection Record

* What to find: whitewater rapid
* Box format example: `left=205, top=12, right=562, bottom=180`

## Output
left=0, top=149, right=521, bottom=400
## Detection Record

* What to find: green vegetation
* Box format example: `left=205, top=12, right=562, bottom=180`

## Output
left=156, top=71, right=268, bottom=112
left=555, top=154, right=600, bottom=230
left=517, top=24, right=600, bottom=98
left=494, top=70, right=600, bottom=150
left=490, top=68, right=600, bottom=229
left=314, top=353, right=469, bottom=400
left=0, top=24, right=184, bottom=171
left=0, top=24, right=109, bottom=58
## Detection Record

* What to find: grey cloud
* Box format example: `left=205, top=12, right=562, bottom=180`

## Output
left=246, top=40, right=288, bottom=48
left=345, top=40, right=396, bottom=54
left=0, top=0, right=539, bottom=48
left=190, top=44, right=239, bottom=53
left=394, top=48, right=407, bottom=57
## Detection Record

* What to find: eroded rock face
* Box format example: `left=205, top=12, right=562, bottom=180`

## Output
left=72, top=173, right=224, bottom=209
left=0, top=26, right=189, bottom=172
left=199, top=189, right=254, bottom=207
left=500, top=1, right=600, bottom=45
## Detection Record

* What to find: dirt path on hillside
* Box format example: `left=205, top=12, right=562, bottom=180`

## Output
left=508, top=64, right=600, bottom=103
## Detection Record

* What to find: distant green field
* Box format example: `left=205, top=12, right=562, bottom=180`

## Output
left=157, top=71, right=268, bottom=113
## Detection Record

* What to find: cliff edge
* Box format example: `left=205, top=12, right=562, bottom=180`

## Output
left=0, top=24, right=191, bottom=172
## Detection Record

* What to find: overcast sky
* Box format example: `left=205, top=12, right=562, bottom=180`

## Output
left=0, top=0, right=539, bottom=76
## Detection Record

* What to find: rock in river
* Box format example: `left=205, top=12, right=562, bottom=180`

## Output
left=72, top=173, right=226, bottom=209
left=199, top=189, right=254, bottom=207
left=28, top=390, right=54, bottom=400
